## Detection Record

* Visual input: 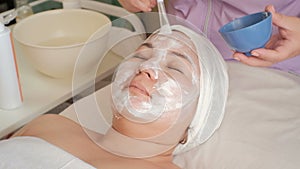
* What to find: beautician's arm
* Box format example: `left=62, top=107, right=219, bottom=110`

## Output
left=233, top=5, right=300, bottom=67
left=118, top=0, right=156, bottom=12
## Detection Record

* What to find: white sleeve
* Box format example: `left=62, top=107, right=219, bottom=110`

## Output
left=0, top=136, right=96, bottom=169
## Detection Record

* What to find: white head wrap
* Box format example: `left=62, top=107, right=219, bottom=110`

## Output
left=170, top=25, right=229, bottom=154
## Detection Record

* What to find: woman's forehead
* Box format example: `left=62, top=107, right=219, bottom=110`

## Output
left=146, top=31, right=195, bottom=49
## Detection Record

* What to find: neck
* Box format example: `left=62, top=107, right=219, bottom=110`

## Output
left=144, top=153, right=181, bottom=169
left=97, top=127, right=178, bottom=159
left=145, top=149, right=174, bottom=162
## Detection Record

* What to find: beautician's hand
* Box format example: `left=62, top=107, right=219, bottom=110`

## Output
left=118, top=0, right=156, bottom=12
left=232, top=5, right=300, bottom=67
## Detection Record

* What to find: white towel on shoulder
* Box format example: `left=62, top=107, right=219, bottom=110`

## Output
left=0, top=136, right=96, bottom=169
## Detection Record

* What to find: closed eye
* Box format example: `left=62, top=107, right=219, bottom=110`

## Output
left=168, top=66, right=183, bottom=74
left=132, top=55, right=147, bottom=60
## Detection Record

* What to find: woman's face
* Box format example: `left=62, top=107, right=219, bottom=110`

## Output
left=111, top=31, right=200, bottom=139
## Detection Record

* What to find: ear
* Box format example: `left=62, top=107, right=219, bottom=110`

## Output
left=179, top=130, right=188, bottom=144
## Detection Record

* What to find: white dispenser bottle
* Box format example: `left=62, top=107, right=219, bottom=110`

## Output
left=0, top=22, right=23, bottom=110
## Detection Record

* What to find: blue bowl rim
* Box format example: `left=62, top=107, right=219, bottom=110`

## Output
left=219, top=11, right=272, bottom=34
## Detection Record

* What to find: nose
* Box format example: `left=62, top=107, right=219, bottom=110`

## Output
left=139, top=68, right=157, bottom=81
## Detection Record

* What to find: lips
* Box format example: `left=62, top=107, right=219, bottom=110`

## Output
left=129, top=83, right=149, bottom=97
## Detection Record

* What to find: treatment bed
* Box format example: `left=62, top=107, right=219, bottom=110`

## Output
left=1, top=61, right=299, bottom=168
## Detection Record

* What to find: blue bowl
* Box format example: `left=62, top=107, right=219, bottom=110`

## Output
left=219, top=12, right=272, bottom=56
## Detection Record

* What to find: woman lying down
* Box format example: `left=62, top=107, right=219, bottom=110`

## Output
left=0, top=25, right=228, bottom=169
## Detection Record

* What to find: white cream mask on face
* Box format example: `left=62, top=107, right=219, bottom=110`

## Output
left=111, top=33, right=199, bottom=124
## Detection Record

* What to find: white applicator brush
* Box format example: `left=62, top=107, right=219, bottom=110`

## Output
left=157, top=0, right=172, bottom=34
